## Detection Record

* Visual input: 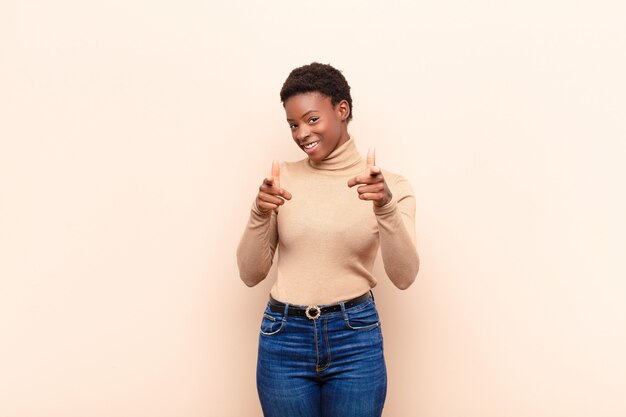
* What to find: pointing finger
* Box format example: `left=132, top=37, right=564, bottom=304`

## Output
left=271, top=160, right=280, bottom=188
left=267, top=161, right=292, bottom=199
left=367, top=147, right=381, bottom=176
left=366, top=147, right=376, bottom=168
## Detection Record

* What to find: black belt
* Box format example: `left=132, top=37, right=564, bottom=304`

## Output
left=269, top=291, right=372, bottom=319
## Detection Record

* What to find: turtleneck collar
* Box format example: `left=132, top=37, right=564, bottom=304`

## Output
left=307, top=137, right=363, bottom=173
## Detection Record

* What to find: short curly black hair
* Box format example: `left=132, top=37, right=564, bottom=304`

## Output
left=280, top=62, right=353, bottom=121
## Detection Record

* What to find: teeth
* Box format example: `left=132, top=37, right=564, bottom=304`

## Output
left=304, top=141, right=319, bottom=149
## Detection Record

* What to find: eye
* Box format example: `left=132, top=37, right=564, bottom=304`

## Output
left=288, top=123, right=297, bottom=130
left=308, top=117, right=319, bottom=124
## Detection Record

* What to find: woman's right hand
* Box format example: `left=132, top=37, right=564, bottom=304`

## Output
left=256, top=161, right=292, bottom=214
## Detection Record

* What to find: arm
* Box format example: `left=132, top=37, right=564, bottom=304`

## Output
left=236, top=161, right=290, bottom=287
left=347, top=148, right=419, bottom=289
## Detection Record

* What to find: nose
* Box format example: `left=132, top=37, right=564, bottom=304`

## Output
left=294, top=125, right=311, bottom=142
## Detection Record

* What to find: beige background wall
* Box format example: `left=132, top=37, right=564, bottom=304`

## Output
left=1, top=1, right=625, bottom=416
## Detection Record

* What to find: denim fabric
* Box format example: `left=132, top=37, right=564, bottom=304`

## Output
left=256, top=293, right=387, bottom=417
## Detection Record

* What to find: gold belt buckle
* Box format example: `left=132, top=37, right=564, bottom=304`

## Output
left=305, top=305, right=321, bottom=320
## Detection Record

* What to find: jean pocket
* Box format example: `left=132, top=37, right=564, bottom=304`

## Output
left=344, top=304, right=381, bottom=330
left=260, top=311, right=286, bottom=336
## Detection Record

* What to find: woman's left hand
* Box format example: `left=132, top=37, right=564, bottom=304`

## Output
left=347, top=148, right=393, bottom=207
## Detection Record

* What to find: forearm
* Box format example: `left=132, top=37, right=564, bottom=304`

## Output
left=374, top=199, right=420, bottom=290
left=236, top=202, right=278, bottom=287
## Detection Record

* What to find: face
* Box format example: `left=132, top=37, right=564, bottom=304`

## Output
left=284, top=92, right=350, bottom=162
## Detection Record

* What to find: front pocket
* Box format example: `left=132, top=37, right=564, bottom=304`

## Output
left=260, top=313, right=286, bottom=336
left=344, top=305, right=381, bottom=330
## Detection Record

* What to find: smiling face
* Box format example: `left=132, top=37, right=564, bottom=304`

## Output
left=284, top=92, right=351, bottom=162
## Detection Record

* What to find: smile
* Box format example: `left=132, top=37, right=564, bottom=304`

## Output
left=303, top=141, right=320, bottom=150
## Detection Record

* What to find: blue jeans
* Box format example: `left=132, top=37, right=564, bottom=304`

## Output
left=256, top=292, right=387, bottom=417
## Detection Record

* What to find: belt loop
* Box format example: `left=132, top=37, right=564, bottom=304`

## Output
left=282, top=302, right=290, bottom=322
left=370, top=290, right=375, bottom=302
left=339, top=300, right=349, bottom=321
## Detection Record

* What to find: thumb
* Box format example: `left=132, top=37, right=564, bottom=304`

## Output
left=271, top=160, right=281, bottom=188
left=367, top=147, right=376, bottom=169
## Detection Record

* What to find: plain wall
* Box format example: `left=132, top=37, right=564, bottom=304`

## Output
left=1, top=1, right=625, bottom=416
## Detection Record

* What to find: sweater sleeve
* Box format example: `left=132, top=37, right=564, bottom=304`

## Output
left=373, top=175, right=420, bottom=289
left=236, top=200, right=279, bottom=287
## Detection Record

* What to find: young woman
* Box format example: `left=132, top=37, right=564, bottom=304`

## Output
left=237, top=62, right=419, bottom=417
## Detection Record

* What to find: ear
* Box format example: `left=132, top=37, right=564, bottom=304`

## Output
left=335, top=99, right=351, bottom=122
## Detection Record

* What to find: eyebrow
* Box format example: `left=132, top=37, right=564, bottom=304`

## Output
left=286, top=109, right=319, bottom=122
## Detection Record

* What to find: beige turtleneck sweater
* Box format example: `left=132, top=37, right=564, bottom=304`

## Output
left=236, top=138, right=419, bottom=305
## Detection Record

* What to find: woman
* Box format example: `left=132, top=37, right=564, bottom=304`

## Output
left=237, top=62, right=419, bottom=417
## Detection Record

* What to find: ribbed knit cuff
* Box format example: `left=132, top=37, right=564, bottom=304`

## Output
left=251, top=199, right=273, bottom=219
left=372, top=197, right=398, bottom=216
